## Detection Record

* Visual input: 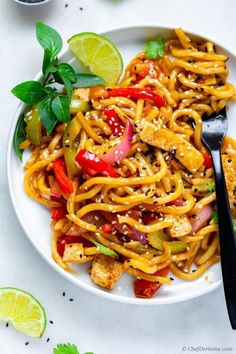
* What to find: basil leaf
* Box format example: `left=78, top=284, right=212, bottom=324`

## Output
left=43, top=86, right=55, bottom=94
left=74, top=74, right=105, bottom=88
left=53, top=71, right=64, bottom=85
left=39, top=97, right=58, bottom=134
left=42, top=48, right=51, bottom=75
left=58, top=63, right=77, bottom=83
left=47, top=65, right=58, bottom=74
left=36, top=22, right=62, bottom=58
left=13, top=113, right=26, bottom=161
left=60, top=74, right=73, bottom=102
left=11, top=81, right=46, bottom=105
left=51, top=95, right=70, bottom=122
left=92, top=240, right=118, bottom=258
left=145, top=37, right=165, bottom=59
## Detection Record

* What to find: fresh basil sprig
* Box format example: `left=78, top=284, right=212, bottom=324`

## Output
left=12, top=22, right=105, bottom=160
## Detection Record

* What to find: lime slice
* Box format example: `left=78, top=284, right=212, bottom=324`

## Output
left=68, top=32, right=123, bottom=84
left=0, top=287, right=46, bottom=338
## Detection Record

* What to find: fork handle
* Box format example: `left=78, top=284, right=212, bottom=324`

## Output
left=211, top=148, right=236, bottom=329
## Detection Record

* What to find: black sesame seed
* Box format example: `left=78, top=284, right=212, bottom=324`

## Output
left=49, top=320, right=54, bottom=324
left=79, top=7, right=83, bottom=11
left=65, top=3, right=68, bottom=8
left=63, top=291, right=66, bottom=296
left=170, top=277, right=174, bottom=281
left=25, top=342, right=29, bottom=346
left=47, top=338, right=50, bottom=342
left=6, top=322, right=9, bottom=327
left=69, top=298, right=74, bottom=301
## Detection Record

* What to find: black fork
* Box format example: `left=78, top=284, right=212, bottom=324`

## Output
left=201, top=108, right=236, bottom=329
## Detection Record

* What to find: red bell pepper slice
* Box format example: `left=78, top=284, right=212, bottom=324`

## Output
left=203, top=154, right=213, bottom=169
left=51, top=206, right=67, bottom=220
left=101, top=223, right=115, bottom=234
left=107, top=87, right=165, bottom=108
left=57, top=236, right=94, bottom=257
left=134, top=267, right=170, bottom=299
left=76, top=149, right=119, bottom=178
left=52, top=158, right=73, bottom=195
left=103, top=109, right=124, bottom=137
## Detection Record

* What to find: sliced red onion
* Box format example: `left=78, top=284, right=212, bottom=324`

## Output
left=190, top=205, right=213, bottom=233
left=128, top=230, right=148, bottom=245
left=99, top=118, right=133, bottom=165
left=100, top=210, right=147, bottom=244
left=167, top=199, right=185, bottom=207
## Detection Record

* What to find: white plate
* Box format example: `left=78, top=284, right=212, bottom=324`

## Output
left=7, top=25, right=236, bottom=305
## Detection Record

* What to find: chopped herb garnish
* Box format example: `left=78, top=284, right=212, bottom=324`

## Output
left=53, top=343, right=94, bottom=354
left=207, top=181, right=215, bottom=193
left=145, top=37, right=165, bottom=59
left=211, top=210, right=218, bottom=223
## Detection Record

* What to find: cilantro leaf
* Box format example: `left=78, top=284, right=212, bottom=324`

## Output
left=92, top=240, right=118, bottom=258
left=53, top=343, right=80, bottom=354
left=207, top=181, right=215, bottom=193
left=145, top=37, right=165, bottom=59
left=211, top=210, right=218, bottom=223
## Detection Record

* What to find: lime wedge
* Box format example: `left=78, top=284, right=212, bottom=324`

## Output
left=0, top=287, right=46, bottom=338
left=68, top=32, right=123, bottom=84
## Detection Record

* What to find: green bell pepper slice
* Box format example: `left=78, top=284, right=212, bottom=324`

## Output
left=63, top=115, right=82, bottom=177
left=70, top=98, right=91, bottom=115
left=147, top=231, right=187, bottom=254
left=25, top=104, right=42, bottom=146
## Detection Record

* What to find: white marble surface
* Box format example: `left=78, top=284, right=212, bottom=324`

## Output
left=1, top=0, right=236, bottom=353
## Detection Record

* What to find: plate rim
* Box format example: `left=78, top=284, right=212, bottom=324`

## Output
left=7, top=24, right=228, bottom=305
